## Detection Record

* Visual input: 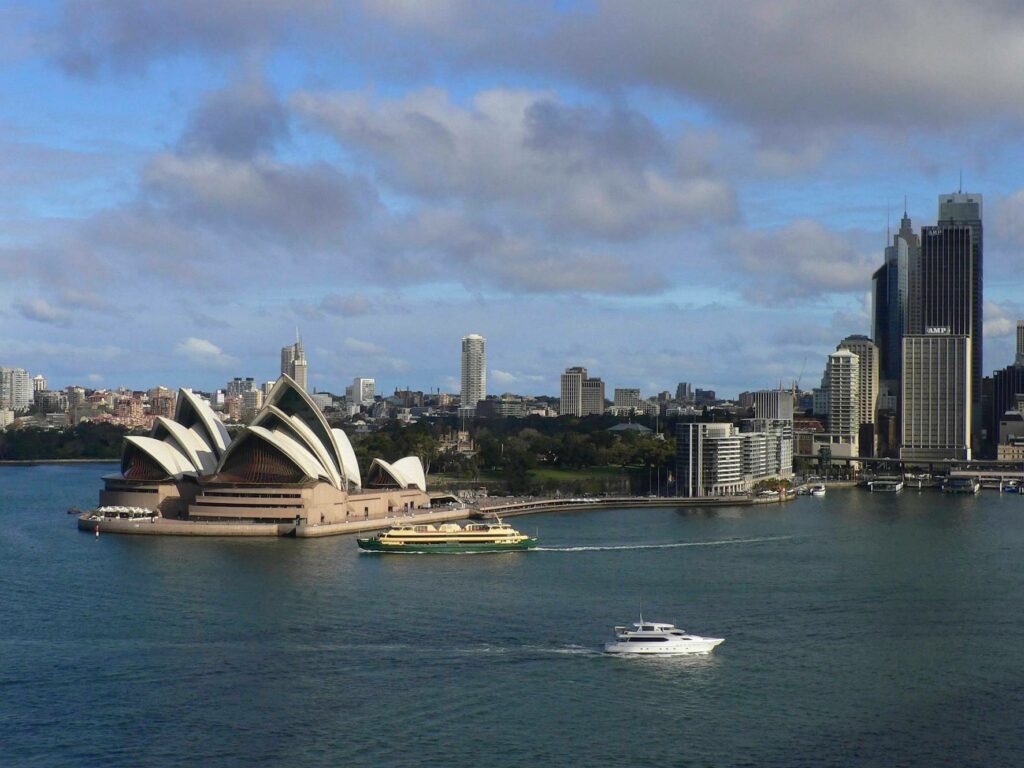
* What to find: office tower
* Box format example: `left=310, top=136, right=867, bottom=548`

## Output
left=675, top=382, right=693, bottom=402
left=827, top=349, right=860, bottom=456
left=459, top=334, right=486, bottom=414
left=560, top=366, right=605, bottom=417
left=347, top=378, right=375, bottom=405
left=900, top=331, right=971, bottom=461
left=582, top=377, right=606, bottom=416
left=613, top=388, right=641, bottom=410
left=675, top=423, right=743, bottom=497
left=560, top=367, right=586, bottom=416
left=933, top=193, right=983, bottom=447
left=281, top=335, right=308, bottom=391
left=752, top=388, right=794, bottom=421
left=32, top=374, right=47, bottom=393
left=873, top=210, right=916, bottom=380
left=1017, top=321, right=1024, bottom=366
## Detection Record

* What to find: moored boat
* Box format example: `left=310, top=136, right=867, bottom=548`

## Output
left=357, top=519, right=537, bottom=553
left=869, top=479, right=904, bottom=492
left=809, top=484, right=826, bottom=497
left=944, top=477, right=981, bottom=494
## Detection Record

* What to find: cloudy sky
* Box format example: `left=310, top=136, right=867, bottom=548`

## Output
left=4, top=1, right=1024, bottom=397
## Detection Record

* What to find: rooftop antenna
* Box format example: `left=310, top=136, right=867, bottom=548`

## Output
left=903, top=194, right=908, bottom=217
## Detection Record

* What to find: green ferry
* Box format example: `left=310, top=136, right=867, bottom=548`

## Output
left=357, top=520, right=537, bottom=553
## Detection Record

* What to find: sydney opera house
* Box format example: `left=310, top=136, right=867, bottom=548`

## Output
left=95, top=375, right=431, bottom=534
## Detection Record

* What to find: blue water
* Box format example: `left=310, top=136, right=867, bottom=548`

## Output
left=3, top=465, right=1024, bottom=767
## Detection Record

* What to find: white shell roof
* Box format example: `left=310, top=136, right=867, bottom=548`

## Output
left=176, top=388, right=230, bottom=457
left=251, top=405, right=342, bottom=489
left=391, top=456, right=427, bottom=492
left=369, top=456, right=426, bottom=492
left=124, top=436, right=197, bottom=479
left=153, top=416, right=218, bottom=474
left=217, top=426, right=333, bottom=484
left=264, top=375, right=344, bottom=479
left=332, top=428, right=362, bottom=490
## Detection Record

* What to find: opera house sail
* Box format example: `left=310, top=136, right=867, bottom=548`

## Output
left=95, top=375, right=430, bottom=535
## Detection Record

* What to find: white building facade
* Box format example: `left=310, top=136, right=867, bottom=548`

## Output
left=460, top=334, right=486, bottom=414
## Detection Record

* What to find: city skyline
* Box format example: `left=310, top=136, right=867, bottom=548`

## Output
left=5, top=4, right=1024, bottom=396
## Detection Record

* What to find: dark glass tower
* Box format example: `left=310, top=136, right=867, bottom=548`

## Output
left=935, top=192, right=982, bottom=411
left=873, top=211, right=916, bottom=382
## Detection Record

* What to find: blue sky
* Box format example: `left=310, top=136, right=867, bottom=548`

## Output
left=3, top=1, right=1024, bottom=397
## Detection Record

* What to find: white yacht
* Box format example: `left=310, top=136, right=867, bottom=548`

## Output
left=604, top=619, right=724, bottom=655
left=809, top=484, right=826, bottom=497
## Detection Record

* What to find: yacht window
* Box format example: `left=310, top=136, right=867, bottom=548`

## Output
left=641, top=625, right=655, bottom=631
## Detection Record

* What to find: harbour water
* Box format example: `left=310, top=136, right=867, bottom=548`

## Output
left=4, top=464, right=1024, bottom=766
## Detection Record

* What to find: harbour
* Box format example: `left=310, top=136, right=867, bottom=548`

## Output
left=5, top=463, right=1024, bottom=766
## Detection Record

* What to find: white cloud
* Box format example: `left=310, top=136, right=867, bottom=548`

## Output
left=984, top=301, right=1018, bottom=339
left=294, top=86, right=735, bottom=240
left=343, top=337, right=385, bottom=356
left=174, top=337, right=238, bottom=368
left=14, top=297, right=71, bottom=326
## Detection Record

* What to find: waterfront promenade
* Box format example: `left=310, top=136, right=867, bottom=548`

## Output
left=81, top=491, right=792, bottom=538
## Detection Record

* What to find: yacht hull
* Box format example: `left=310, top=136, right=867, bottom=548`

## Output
left=604, top=637, right=724, bottom=655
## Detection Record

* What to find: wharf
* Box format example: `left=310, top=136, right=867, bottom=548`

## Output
left=80, top=493, right=789, bottom=538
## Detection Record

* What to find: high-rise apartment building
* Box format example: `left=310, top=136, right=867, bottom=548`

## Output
left=0, top=368, right=33, bottom=412
left=460, top=334, right=486, bottom=414
left=32, top=374, right=47, bottom=393
left=900, top=331, right=971, bottom=461
left=226, top=377, right=257, bottom=398
left=827, top=349, right=860, bottom=457
left=281, top=336, right=308, bottom=391
left=676, top=423, right=743, bottom=497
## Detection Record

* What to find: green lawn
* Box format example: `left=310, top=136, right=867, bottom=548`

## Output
left=528, top=465, right=631, bottom=482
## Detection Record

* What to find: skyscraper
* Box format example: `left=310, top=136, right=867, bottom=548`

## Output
left=1017, top=321, right=1024, bottom=366
left=281, top=335, right=308, bottom=391
left=901, top=331, right=972, bottom=461
left=872, top=209, right=916, bottom=381
left=460, top=334, right=486, bottom=414
left=935, top=192, right=982, bottom=447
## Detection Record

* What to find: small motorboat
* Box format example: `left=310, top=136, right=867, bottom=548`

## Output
left=809, top=484, right=826, bottom=497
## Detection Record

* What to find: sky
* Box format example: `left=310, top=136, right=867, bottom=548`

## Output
left=3, top=0, right=1024, bottom=398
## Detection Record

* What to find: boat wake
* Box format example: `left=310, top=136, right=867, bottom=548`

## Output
left=534, top=535, right=794, bottom=552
